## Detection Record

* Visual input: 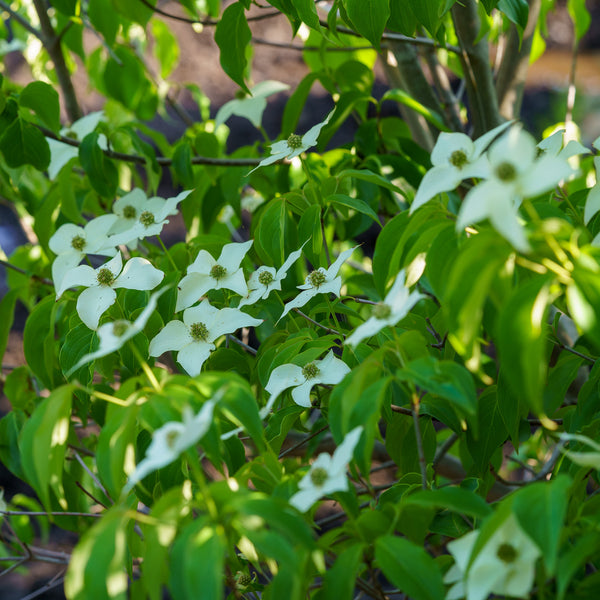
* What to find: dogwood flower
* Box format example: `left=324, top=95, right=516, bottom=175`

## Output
left=559, top=432, right=600, bottom=469
left=176, top=240, right=253, bottom=312
left=124, top=397, right=218, bottom=492
left=345, top=270, right=424, bottom=347
left=66, top=287, right=168, bottom=376
left=537, top=129, right=590, bottom=161
left=279, top=246, right=356, bottom=321
left=238, top=242, right=306, bottom=308
left=410, top=121, right=512, bottom=214
left=249, top=108, right=335, bottom=174
left=264, top=349, right=350, bottom=410
left=108, top=190, right=192, bottom=246
left=289, top=426, right=363, bottom=512
left=149, top=299, right=262, bottom=376
left=49, top=214, right=118, bottom=291
left=444, top=513, right=541, bottom=600
left=56, top=252, right=164, bottom=329
left=215, top=80, right=290, bottom=129
left=457, top=126, right=576, bottom=252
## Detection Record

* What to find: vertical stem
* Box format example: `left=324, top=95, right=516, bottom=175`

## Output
left=412, top=394, right=428, bottom=490
left=32, top=0, right=82, bottom=122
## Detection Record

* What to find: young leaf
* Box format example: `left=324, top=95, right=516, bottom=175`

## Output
left=215, top=3, right=251, bottom=94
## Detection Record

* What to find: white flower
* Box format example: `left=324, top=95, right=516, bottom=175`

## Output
left=215, top=80, right=290, bottom=129
left=345, top=270, right=424, bottom=347
left=410, top=121, right=512, bottom=214
left=56, top=252, right=164, bottom=329
left=559, top=432, right=600, bottom=469
left=279, top=246, right=356, bottom=321
left=249, top=108, right=335, bottom=174
left=238, top=242, right=306, bottom=308
left=124, top=397, right=219, bottom=492
left=149, top=299, right=262, bottom=376
left=457, top=126, right=576, bottom=252
left=264, top=349, right=350, bottom=410
left=445, top=513, right=541, bottom=600
left=49, top=214, right=118, bottom=291
left=537, top=128, right=590, bottom=161
left=289, top=426, right=363, bottom=512
left=176, top=240, right=253, bottom=312
left=65, top=287, right=168, bottom=376
left=107, top=190, right=192, bottom=247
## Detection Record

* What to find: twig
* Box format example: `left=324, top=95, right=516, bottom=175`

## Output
left=556, top=342, right=596, bottom=364
left=279, top=425, right=329, bottom=459
left=412, top=395, right=428, bottom=490
left=227, top=334, right=258, bottom=355
left=1, top=510, right=101, bottom=518
left=432, top=432, right=459, bottom=469
left=73, top=450, right=112, bottom=504
left=293, top=308, right=342, bottom=337
left=0, top=1, right=42, bottom=38
left=0, top=258, right=54, bottom=286
left=253, top=37, right=376, bottom=52
left=390, top=404, right=414, bottom=417
left=19, top=573, right=65, bottom=600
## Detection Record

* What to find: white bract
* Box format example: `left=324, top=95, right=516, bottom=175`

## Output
left=559, top=432, right=600, bottom=469
left=49, top=214, right=118, bottom=291
left=411, top=121, right=512, bottom=214
left=66, top=287, right=167, bottom=376
left=345, top=270, right=424, bottom=347
left=176, top=240, right=253, bottom=312
left=249, top=108, right=335, bottom=174
left=56, top=252, right=164, bottom=329
left=264, top=349, right=350, bottom=410
left=279, top=246, right=356, bottom=321
left=124, top=398, right=218, bottom=492
left=108, top=190, right=192, bottom=247
left=457, top=126, right=576, bottom=252
left=537, top=128, right=590, bottom=161
left=215, top=80, right=290, bottom=129
left=289, top=426, right=363, bottom=512
left=149, top=299, right=262, bottom=376
left=238, top=242, right=306, bottom=308
left=444, top=513, right=541, bottom=600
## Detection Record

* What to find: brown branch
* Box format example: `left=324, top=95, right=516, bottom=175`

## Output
left=0, top=1, right=42, bottom=38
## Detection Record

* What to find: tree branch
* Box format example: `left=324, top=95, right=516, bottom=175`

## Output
left=0, top=1, right=42, bottom=38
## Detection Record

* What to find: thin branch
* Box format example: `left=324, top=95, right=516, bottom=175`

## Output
left=0, top=258, right=54, bottom=286
left=412, top=395, right=428, bottom=490
left=0, top=1, right=42, bottom=38
left=556, top=342, right=596, bottom=363
left=227, top=334, right=258, bottom=355
left=252, top=37, right=376, bottom=52
left=279, top=425, right=329, bottom=459
left=19, top=574, right=65, bottom=600
left=293, top=308, right=342, bottom=337
left=1, top=510, right=101, bottom=518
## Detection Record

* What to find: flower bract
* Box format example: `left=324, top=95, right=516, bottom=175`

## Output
left=56, top=252, right=165, bottom=329
left=149, top=299, right=262, bottom=376
left=176, top=240, right=253, bottom=311
left=289, top=426, right=363, bottom=512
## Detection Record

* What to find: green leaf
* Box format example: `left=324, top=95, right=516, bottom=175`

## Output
left=172, top=141, right=195, bottom=189
left=110, top=0, right=154, bottom=24
left=59, top=323, right=96, bottom=384
left=338, top=168, right=404, bottom=194
left=568, top=0, right=591, bottom=41
left=215, top=3, right=251, bottom=93
left=404, top=487, right=492, bottom=519
left=151, top=20, right=180, bottom=78
left=407, top=0, right=448, bottom=37
left=294, top=0, right=322, bottom=31
left=79, top=131, right=118, bottom=197
left=342, top=0, right=390, bottom=49
left=315, top=544, right=364, bottom=600
left=23, top=295, right=57, bottom=388
left=375, top=535, right=445, bottom=600
left=0, top=288, right=19, bottom=365
left=0, top=116, right=50, bottom=170
left=88, top=0, right=120, bottom=46
left=19, top=384, right=73, bottom=509
left=254, top=196, right=297, bottom=268
left=557, top=533, right=600, bottom=600
left=19, top=81, right=60, bottom=132
left=281, top=72, right=321, bottom=136
left=512, top=475, right=570, bottom=575
left=328, top=193, right=380, bottom=225
left=480, top=0, right=499, bottom=13
left=382, top=88, right=449, bottom=132
left=498, top=0, right=529, bottom=30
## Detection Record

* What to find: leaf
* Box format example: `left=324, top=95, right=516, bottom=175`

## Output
left=59, top=323, right=96, bottom=385
left=88, top=0, right=119, bottom=46
left=0, top=116, right=50, bottom=170
left=498, top=0, right=529, bottom=31
left=568, top=0, right=591, bottom=41
left=315, top=544, right=364, bottom=600
left=215, top=3, right=251, bottom=93
left=19, top=81, right=60, bottom=132
left=338, top=168, right=404, bottom=194
left=480, top=0, right=499, bottom=13
left=151, top=19, right=180, bottom=78
left=23, top=295, right=56, bottom=389
left=0, top=288, right=19, bottom=365
left=342, top=0, right=390, bottom=49
left=79, top=131, right=118, bottom=197
left=328, top=193, right=380, bottom=225
left=382, top=89, right=449, bottom=132
left=407, top=0, right=448, bottom=37
left=254, top=196, right=297, bottom=268
left=557, top=533, right=600, bottom=600
left=375, top=535, right=445, bottom=600
left=404, top=487, right=492, bottom=519
left=293, top=0, right=322, bottom=32
left=19, top=384, right=73, bottom=509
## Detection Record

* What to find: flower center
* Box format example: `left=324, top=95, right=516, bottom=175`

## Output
left=112, top=321, right=129, bottom=337
left=236, top=572, right=252, bottom=587
left=210, top=264, right=227, bottom=280
left=373, top=303, right=392, bottom=320
left=165, top=430, right=180, bottom=449
left=307, top=270, right=326, bottom=288
left=96, top=268, right=115, bottom=286
left=495, top=161, right=517, bottom=182
left=71, top=235, right=86, bottom=251
left=258, top=270, right=274, bottom=286
left=310, top=466, right=329, bottom=487
left=287, top=133, right=303, bottom=150
left=139, top=211, right=155, bottom=227
left=123, top=204, right=137, bottom=219
left=496, top=542, right=518, bottom=564
left=302, top=362, right=320, bottom=379
left=449, top=149, right=468, bottom=168
left=190, top=322, right=209, bottom=342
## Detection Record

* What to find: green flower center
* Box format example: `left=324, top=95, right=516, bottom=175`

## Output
left=302, top=362, right=320, bottom=379
left=210, top=264, right=227, bottom=280
left=449, top=150, right=468, bottom=168
left=496, top=542, right=518, bottom=564
left=139, top=211, right=155, bottom=227
left=71, top=235, right=86, bottom=251
left=258, top=270, right=274, bottom=286
left=236, top=572, right=252, bottom=587
left=123, top=204, right=137, bottom=219
left=495, top=162, right=517, bottom=182
left=165, top=430, right=180, bottom=449
left=190, top=322, right=209, bottom=342
left=310, top=466, right=329, bottom=487
left=307, top=270, right=326, bottom=288
left=287, top=133, right=303, bottom=150
left=373, top=303, right=392, bottom=320
left=97, top=268, right=115, bottom=286
left=112, top=321, right=129, bottom=337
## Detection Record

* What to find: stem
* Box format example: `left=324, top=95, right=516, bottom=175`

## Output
left=412, top=394, right=428, bottom=490
left=320, top=212, right=331, bottom=267
left=0, top=1, right=42, bottom=37
left=0, top=258, right=54, bottom=286
left=293, top=308, right=342, bottom=337
left=325, top=296, right=342, bottom=333
left=157, top=235, right=178, bottom=270
left=128, top=341, right=161, bottom=392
